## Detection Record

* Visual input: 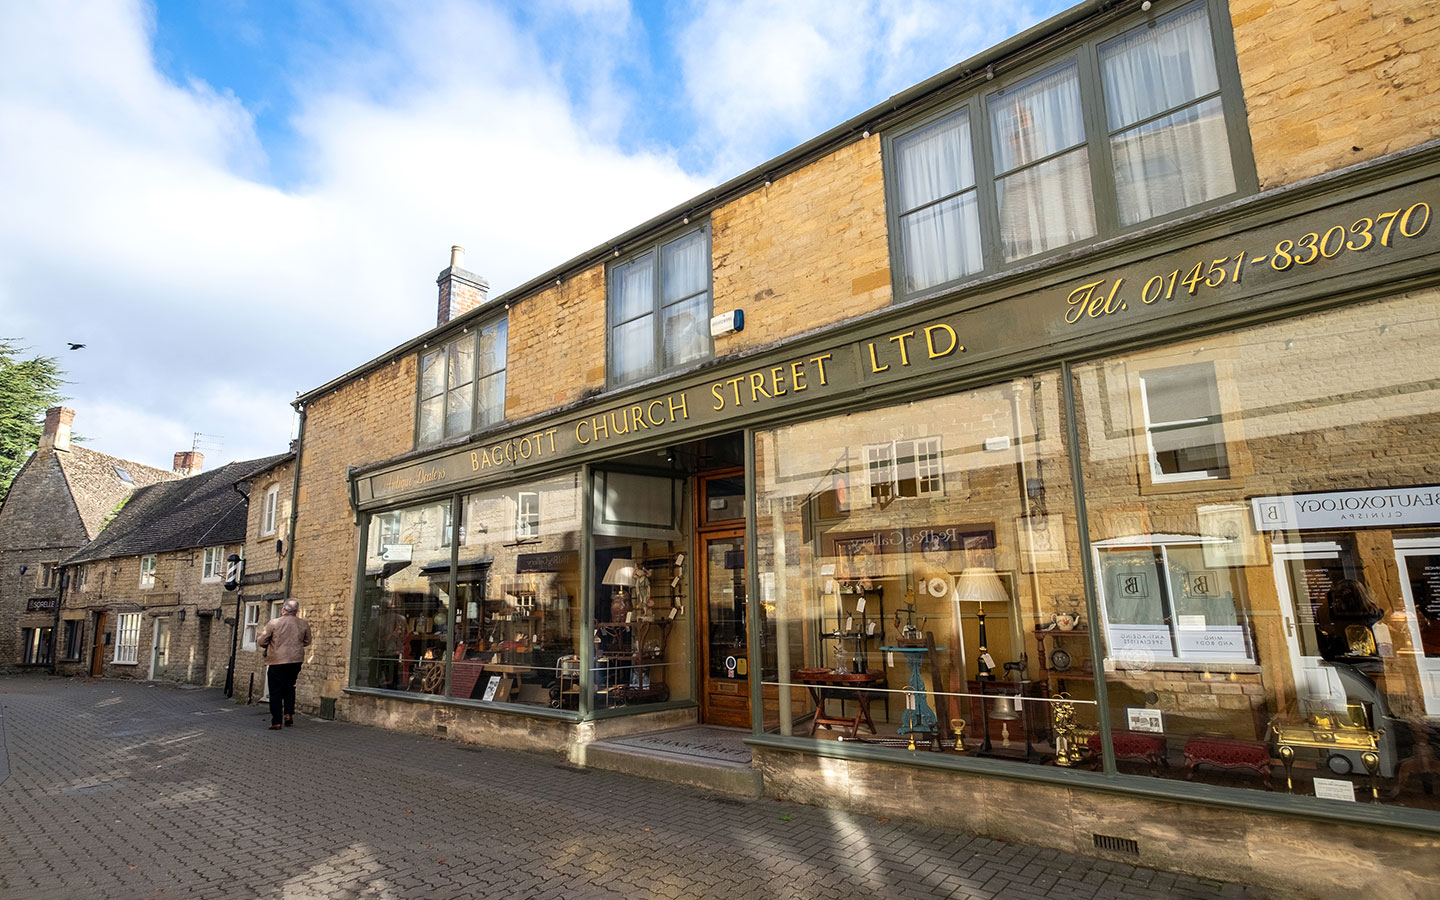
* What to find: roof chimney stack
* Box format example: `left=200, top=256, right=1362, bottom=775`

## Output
left=39, top=406, right=74, bottom=453
left=173, top=451, right=204, bottom=476
left=436, top=244, right=489, bottom=326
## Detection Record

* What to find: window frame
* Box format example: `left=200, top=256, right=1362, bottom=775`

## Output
left=114, top=612, right=141, bottom=665
left=62, top=619, right=84, bottom=661
left=261, top=485, right=279, bottom=536
left=606, top=223, right=714, bottom=388
left=242, top=601, right=262, bottom=651
left=21, top=626, right=54, bottom=666
left=139, top=555, right=157, bottom=590
left=415, top=315, right=509, bottom=448
left=202, top=547, right=225, bottom=582
left=39, top=561, right=59, bottom=589
left=516, top=491, right=541, bottom=540
left=1138, top=362, right=1230, bottom=484
left=881, top=0, right=1256, bottom=303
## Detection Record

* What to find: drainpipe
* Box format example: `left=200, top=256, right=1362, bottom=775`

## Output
left=283, top=404, right=306, bottom=596
left=223, top=481, right=251, bottom=698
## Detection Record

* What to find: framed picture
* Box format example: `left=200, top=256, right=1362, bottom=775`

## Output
left=1197, top=503, right=1266, bottom=568
left=1017, top=515, right=1068, bottom=573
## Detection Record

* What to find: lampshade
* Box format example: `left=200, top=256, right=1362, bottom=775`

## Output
left=952, top=567, right=1008, bottom=605
left=602, top=558, right=637, bottom=587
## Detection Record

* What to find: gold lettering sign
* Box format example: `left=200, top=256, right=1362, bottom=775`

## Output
left=1063, top=200, right=1432, bottom=325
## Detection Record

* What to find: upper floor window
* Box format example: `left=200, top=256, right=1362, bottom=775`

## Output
left=139, top=555, right=157, bottom=589
left=1139, top=361, right=1229, bottom=483
left=261, top=485, right=279, bottom=536
left=418, top=318, right=507, bottom=446
left=887, top=0, right=1249, bottom=298
left=39, top=561, right=60, bottom=589
left=608, top=226, right=712, bottom=387
left=202, top=547, right=225, bottom=582
left=516, top=491, right=540, bottom=540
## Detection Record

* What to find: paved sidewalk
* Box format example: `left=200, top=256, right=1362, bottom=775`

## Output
left=0, top=676, right=1286, bottom=900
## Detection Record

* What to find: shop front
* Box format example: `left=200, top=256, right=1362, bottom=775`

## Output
left=341, top=147, right=1440, bottom=891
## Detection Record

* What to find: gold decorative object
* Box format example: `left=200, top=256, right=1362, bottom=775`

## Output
left=1270, top=711, right=1384, bottom=800
left=1050, top=693, right=1091, bottom=767
left=950, top=718, right=968, bottom=754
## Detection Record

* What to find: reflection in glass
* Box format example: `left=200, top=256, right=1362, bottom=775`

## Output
left=755, top=374, right=1092, bottom=763
left=1074, top=291, right=1440, bottom=809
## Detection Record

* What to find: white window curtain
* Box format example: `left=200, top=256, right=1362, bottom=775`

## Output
left=611, top=253, right=656, bottom=383
left=476, top=318, right=507, bottom=428
left=894, top=111, right=983, bottom=291
left=991, top=63, right=1096, bottom=261
left=1101, top=3, right=1235, bottom=226
left=661, top=230, right=710, bottom=370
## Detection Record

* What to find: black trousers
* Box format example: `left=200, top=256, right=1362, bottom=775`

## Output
left=268, top=662, right=303, bottom=725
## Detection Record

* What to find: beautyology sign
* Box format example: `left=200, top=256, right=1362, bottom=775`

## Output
left=357, top=160, right=1440, bottom=507
left=1252, top=486, right=1440, bottom=531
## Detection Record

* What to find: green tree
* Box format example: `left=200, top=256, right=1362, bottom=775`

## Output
left=0, top=340, right=66, bottom=501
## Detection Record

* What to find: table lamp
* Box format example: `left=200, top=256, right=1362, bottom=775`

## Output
left=601, top=558, right=637, bottom=620
left=953, top=566, right=1008, bottom=680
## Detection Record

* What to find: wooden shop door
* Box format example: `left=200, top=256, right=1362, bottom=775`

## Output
left=699, top=529, right=750, bottom=727
left=90, top=611, right=107, bottom=676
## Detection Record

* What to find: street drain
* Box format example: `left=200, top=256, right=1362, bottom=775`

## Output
left=1093, top=833, right=1139, bottom=855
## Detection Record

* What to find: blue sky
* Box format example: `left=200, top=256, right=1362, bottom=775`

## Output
left=0, top=0, right=1065, bottom=470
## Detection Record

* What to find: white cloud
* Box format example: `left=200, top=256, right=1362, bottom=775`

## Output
left=678, top=0, right=1053, bottom=176
left=0, top=0, right=706, bottom=471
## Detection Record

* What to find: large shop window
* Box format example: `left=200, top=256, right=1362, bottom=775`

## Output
left=21, top=627, right=54, bottom=665
left=887, top=0, right=1246, bottom=296
left=417, top=318, right=508, bottom=447
left=591, top=470, right=694, bottom=710
left=1073, top=291, right=1440, bottom=810
left=608, top=226, right=712, bottom=387
left=355, top=475, right=585, bottom=709
left=756, top=375, right=1090, bottom=767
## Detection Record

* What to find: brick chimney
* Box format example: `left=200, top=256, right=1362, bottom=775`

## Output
left=173, top=451, right=204, bottom=476
left=436, top=245, right=490, bottom=326
left=39, top=407, right=74, bottom=452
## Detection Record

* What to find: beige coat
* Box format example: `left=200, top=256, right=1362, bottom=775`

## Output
left=258, top=614, right=312, bottom=665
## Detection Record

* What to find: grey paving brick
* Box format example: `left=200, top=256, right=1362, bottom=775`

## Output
left=0, top=676, right=1294, bottom=900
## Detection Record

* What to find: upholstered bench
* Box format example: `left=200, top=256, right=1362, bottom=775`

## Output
left=1088, top=730, right=1169, bottom=775
left=1183, top=736, right=1273, bottom=790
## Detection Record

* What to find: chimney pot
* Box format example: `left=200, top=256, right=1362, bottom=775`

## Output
left=450, top=245, right=465, bottom=269
left=40, top=406, right=75, bottom=452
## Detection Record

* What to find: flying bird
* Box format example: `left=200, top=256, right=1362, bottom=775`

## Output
left=67, top=343, right=85, bottom=350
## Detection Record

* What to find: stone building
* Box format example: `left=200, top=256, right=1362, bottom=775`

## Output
left=61, top=454, right=288, bottom=686
left=0, top=407, right=176, bottom=673
left=227, top=453, right=297, bottom=703
left=280, top=1, right=1440, bottom=895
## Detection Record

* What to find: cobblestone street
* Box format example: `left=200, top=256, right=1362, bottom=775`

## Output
left=0, top=676, right=1284, bottom=900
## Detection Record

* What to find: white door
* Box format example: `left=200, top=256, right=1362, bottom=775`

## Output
left=149, top=618, right=170, bottom=680
left=1271, top=542, right=1347, bottom=710
left=1393, top=539, right=1440, bottom=717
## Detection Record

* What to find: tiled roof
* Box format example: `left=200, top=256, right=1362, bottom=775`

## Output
left=67, top=454, right=290, bottom=564
left=56, top=446, right=178, bottom=540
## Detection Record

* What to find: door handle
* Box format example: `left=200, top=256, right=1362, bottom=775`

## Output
left=1285, top=617, right=1295, bottom=638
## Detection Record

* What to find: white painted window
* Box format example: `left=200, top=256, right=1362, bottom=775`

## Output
left=242, top=602, right=262, bottom=650
left=516, top=492, right=540, bottom=540
left=114, top=613, right=141, bottom=665
left=862, top=437, right=946, bottom=503
left=1139, top=362, right=1230, bottom=483
left=270, top=600, right=285, bottom=621
left=202, top=547, right=224, bottom=582
left=139, top=555, right=157, bottom=589
left=261, top=485, right=280, bottom=536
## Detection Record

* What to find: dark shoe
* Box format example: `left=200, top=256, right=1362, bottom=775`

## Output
left=269, top=723, right=283, bottom=730
left=284, top=715, right=294, bottom=727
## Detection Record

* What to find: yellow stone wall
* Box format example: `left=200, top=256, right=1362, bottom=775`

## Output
left=506, top=264, right=607, bottom=419
left=711, top=135, right=891, bottom=354
left=291, top=356, right=417, bottom=711
left=1231, top=0, right=1440, bottom=188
